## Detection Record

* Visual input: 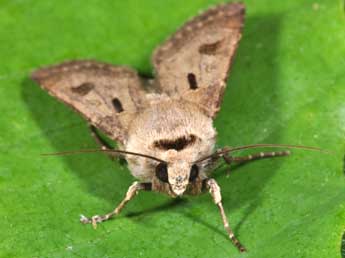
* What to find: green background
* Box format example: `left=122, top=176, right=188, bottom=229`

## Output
left=1, top=0, right=344, bottom=257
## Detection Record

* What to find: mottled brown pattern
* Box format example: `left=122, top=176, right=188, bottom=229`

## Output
left=153, top=3, right=245, bottom=118
left=31, top=60, right=148, bottom=144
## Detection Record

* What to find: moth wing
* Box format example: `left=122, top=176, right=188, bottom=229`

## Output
left=31, top=60, right=148, bottom=144
left=152, top=3, right=245, bottom=118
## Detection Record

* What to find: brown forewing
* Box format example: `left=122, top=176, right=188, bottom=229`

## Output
left=152, top=3, right=245, bottom=118
left=31, top=60, right=148, bottom=144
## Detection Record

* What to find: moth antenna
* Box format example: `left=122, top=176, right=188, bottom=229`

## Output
left=195, top=144, right=331, bottom=163
left=227, top=144, right=330, bottom=154
left=41, top=149, right=167, bottom=163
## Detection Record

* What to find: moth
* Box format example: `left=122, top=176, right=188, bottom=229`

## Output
left=31, top=3, right=321, bottom=252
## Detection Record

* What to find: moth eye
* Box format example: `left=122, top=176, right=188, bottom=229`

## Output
left=187, top=73, right=198, bottom=90
left=189, top=164, right=199, bottom=182
left=155, top=163, right=169, bottom=183
left=112, top=98, right=124, bottom=113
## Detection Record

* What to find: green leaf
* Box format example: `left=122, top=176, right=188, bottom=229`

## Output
left=1, top=0, right=344, bottom=257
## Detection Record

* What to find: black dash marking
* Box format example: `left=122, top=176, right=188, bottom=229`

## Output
left=187, top=73, right=198, bottom=90
left=154, top=135, right=197, bottom=151
left=112, top=98, right=124, bottom=113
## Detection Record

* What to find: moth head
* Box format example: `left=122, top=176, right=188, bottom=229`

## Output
left=155, top=150, right=199, bottom=196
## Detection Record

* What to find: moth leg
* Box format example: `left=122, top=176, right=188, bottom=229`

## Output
left=205, top=178, right=246, bottom=252
left=80, top=181, right=151, bottom=228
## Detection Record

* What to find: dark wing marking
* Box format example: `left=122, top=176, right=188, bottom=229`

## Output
left=31, top=60, right=148, bottom=144
left=152, top=3, right=245, bottom=117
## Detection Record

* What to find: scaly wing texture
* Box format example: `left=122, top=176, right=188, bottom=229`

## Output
left=31, top=60, right=147, bottom=143
left=152, top=3, right=245, bottom=117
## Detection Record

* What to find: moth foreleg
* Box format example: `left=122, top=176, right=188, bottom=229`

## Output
left=205, top=178, right=246, bottom=252
left=80, top=181, right=151, bottom=228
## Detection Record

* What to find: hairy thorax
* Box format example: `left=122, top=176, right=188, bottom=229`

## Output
left=124, top=98, right=217, bottom=186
